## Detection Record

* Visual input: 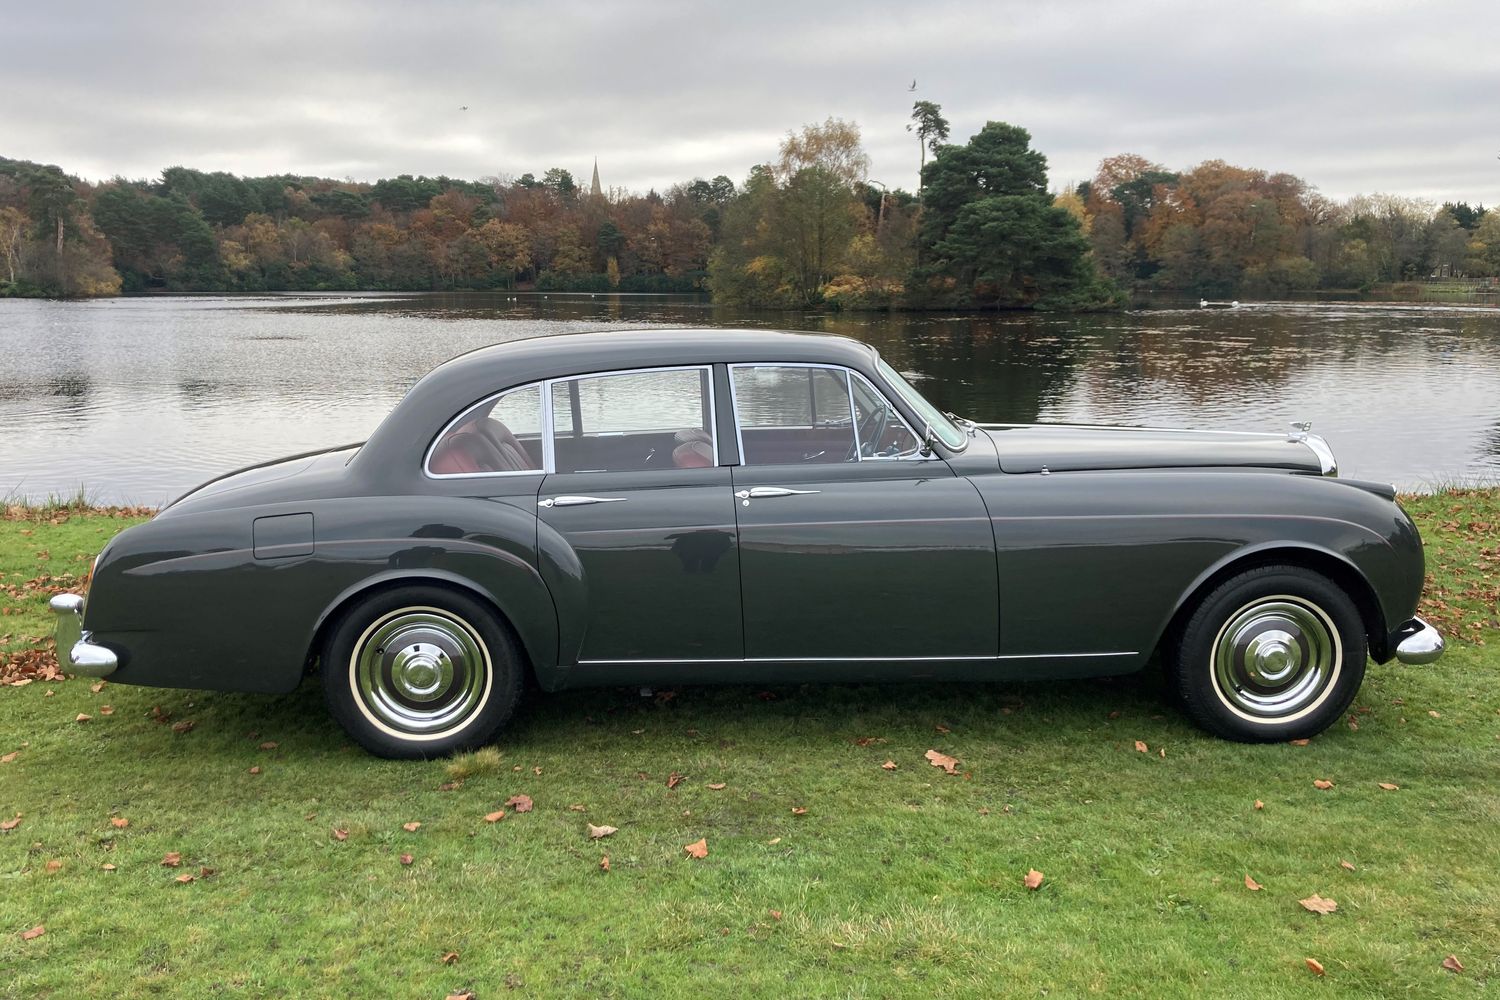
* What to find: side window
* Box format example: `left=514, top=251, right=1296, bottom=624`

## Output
left=429, top=384, right=544, bottom=476
left=550, top=368, right=714, bottom=474
left=850, top=373, right=921, bottom=459
left=732, top=366, right=856, bottom=466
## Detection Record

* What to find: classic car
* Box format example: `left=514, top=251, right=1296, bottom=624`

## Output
left=52, top=329, right=1443, bottom=757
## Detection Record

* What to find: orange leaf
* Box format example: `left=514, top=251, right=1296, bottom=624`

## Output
left=1299, top=893, right=1338, bottom=915
left=100, top=863, right=116, bottom=871
left=1244, top=874, right=1262, bottom=891
left=924, top=749, right=960, bottom=774
left=598, top=855, right=610, bottom=872
left=707, top=782, right=727, bottom=790
left=1442, top=954, right=1464, bottom=973
left=666, top=772, right=684, bottom=789
left=438, top=781, right=462, bottom=792
left=171, top=720, right=194, bottom=734
left=791, top=806, right=807, bottom=816
left=399, top=853, right=413, bottom=866
left=1340, top=860, right=1356, bottom=871
left=258, top=741, right=278, bottom=750
left=0, top=751, right=17, bottom=764
left=2, top=813, right=22, bottom=831
left=1289, top=738, right=1310, bottom=746
left=1305, top=958, right=1325, bottom=976
left=568, top=803, right=587, bottom=811
left=199, top=866, right=216, bottom=878
left=90, top=681, right=105, bottom=693
left=587, top=824, right=617, bottom=839
left=161, top=851, right=182, bottom=867
left=504, top=794, right=533, bottom=813
left=769, top=909, right=783, bottom=920
left=684, top=838, right=708, bottom=859
left=110, top=817, right=129, bottom=829
left=1428, top=710, right=1441, bottom=719
left=44, top=859, right=62, bottom=872
left=1313, top=779, right=1334, bottom=790
left=881, top=760, right=897, bottom=770
left=1024, top=869, right=1044, bottom=890
left=402, top=822, right=422, bottom=832
left=99, top=705, right=114, bottom=716
left=175, top=873, right=195, bottom=884
left=331, top=828, right=349, bottom=842
left=1377, top=782, right=1399, bottom=791
left=1254, top=800, right=1264, bottom=811
left=75, top=713, right=91, bottom=723
left=440, top=951, right=459, bottom=965
left=483, top=810, right=506, bottom=823
left=20, top=925, right=44, bottom=941
left=248, top=766, right=261, bottom=775
left=1133, top=740, right=1148, bottom=753
left=935, top=724, right=951, bottom=734
left=447, top=992, right=476, bottom=1000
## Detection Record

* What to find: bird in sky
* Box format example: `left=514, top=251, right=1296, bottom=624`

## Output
left=908, top=79, right=917, bottom=91
left=459, top=105, right=469, bottom=111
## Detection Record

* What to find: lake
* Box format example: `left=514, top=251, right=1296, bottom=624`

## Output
left=2, top=292, right=1498, bottom=505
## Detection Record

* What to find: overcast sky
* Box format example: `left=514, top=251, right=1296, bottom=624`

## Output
left=5, top=0, right=1497, bottom=206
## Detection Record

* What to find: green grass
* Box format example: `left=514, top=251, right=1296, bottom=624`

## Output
left=1, top=494, right=1497, bottom=998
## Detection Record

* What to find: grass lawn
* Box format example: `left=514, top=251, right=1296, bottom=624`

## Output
left=1, top=493, right=1496, bottom=998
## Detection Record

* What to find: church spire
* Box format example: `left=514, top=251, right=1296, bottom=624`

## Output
left=589, top=158, right=602, bottom=199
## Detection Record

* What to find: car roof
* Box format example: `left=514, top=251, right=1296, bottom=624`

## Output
left=351, top=328, right=880, bottom=480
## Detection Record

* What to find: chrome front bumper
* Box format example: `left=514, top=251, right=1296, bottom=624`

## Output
left=1392, top=616, right=1444, bottom=666
left=49, top=593, right=118, bottom=677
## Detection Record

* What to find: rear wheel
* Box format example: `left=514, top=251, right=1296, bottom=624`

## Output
left=1170, top=565, right=1366, bottom=742
left=321, top=585, right=523, bottom=758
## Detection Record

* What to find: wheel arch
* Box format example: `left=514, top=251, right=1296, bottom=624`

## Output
left=305, top=569, right=555, bottom=683
left=1152, top=542, right=1387, bottom=663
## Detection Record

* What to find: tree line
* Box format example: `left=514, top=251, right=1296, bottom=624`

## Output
left=2, top=106, right=1494, bottom=306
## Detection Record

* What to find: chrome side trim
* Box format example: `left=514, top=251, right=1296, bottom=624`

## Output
left=735, top=486, right=821, bottom=500
left=539, top=495, right=629, bottom=508
left=576, top=652, right=1138, bottom=666
left=1393, top=616, right=1444, bottom=665
left=1301, top=434, right=1338, bottom=477
left=49, top=593, right=119, bottom=678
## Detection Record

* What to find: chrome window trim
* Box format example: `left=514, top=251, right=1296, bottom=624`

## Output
left=874, top=357, right=968, bottom=453
left=424, top=365, right=719, bottom=481
left=727, top=362, right=937, bottom=466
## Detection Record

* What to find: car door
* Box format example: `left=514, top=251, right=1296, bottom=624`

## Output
left=535, top=366, right=743, bottom=665
left=729, top=363, right=998, bottom=667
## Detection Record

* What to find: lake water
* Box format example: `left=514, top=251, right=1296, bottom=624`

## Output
left=2, top=292, right=1498, bottom=504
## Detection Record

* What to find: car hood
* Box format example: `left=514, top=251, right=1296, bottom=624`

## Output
left=975, top=423, right=1332, bottom=475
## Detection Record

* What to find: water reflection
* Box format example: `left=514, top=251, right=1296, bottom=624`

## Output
left=1, top=292, right=1498, bottom=504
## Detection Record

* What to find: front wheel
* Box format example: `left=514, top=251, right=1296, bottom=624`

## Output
left=321, top=585, right=523, bottom=758
left=1170, top=565, right=1366, bottom=742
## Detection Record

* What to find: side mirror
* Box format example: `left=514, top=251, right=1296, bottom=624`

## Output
left=920, top=424, right=938, bottom=457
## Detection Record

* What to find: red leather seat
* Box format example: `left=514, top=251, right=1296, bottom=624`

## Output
left=673, top=439, right=714, bottom=468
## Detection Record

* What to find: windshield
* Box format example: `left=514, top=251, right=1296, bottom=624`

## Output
left=876, top=359, right=967, bottom=451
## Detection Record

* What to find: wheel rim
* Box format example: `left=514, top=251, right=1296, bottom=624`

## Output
left=1210, top=595, right=1340, bottom=720
left=350, top=607, right=490, bottom=738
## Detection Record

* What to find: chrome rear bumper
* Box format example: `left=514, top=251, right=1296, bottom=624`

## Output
left=49, top=593, right=118, bottom=677
left=1392, top=616, right=1444, bottom=666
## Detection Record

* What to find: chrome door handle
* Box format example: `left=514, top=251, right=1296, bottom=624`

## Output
left=734, top=486, right=821, bottom=505
left=538, top=496, right=628, bottom=508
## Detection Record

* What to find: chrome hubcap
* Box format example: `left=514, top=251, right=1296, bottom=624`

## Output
left=1211, top=597, right=1338, bottom=718
left=353, top=609, right=489, bottom=736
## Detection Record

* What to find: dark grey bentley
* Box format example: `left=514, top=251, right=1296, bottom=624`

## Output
left=52, top=329, right=1443, bottom=757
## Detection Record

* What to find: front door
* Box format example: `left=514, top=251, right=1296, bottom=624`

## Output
left=729, top=364, right=998, bottom=664
left=535, top=367, right=742, bottom=664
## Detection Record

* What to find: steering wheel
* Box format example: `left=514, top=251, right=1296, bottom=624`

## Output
left=845, top=404, right=890, bottom=460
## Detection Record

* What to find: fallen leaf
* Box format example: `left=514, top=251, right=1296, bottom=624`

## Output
left=766, top=837, right=781, bottom=845
left=331, top=828, right=349, bottom=842
left=978, top=807, right=990, bottom=815
left=0, top=751, right=17, bottom=764
left=1442, top=954, right=1464, bottom=973
left=446, top=993, right=476, bottom=1000
left=1299, top=893, right=1338, bottom=915
left=440, top=951, right=459, bottom=965
left=684, top=838, right=708, bottom=859
left=924, top=749, right=960, bottom=774
left=1340, top=860, right=1356, bottom=871
left=1254, top=800, right=1265, bottom=811
left=599, top=855, right=610, bottom=872
left=1428, top=710, right=1441, bottom=719
left=437, top=781, right=461, bottom=792
left=90, top=681, right=105, bottom=693
left=1289, top=738, right=1310, bottom=746
left=881, top=760, right=897, bottom=770
left=402, top=822, right=422, bottom=832
left=99, top=705, right=114, bottom=716
left=853, top=736, right=878, bottom=747
left=174, top=873, right=195, bottom=884
left=707, top=782, right=727, bottom=790
left=44, top=859, right=62, bottom=872
left=75, top=713, right=91, bottom=723
left=667, top=772, right=684, bottom=789
left=770, top=909, right=782, bottom=920
left=2, top=813, right=23, bottom=831
left=504, top=794, right=533, bottom=813
left=1107, top=710, right=1122, bottom=719
left=533, top=766, right=543, bottom=776
left=258, top=741, right=278, bottom=750
left=161, top=851, right=182, bottom=867
left=171, top=720, right=194, bottom=734
left=248, top=766, right=261, bottom=775
left=110, top=817, right=129, bottom=829
left=1159, top=747, right=1166, bottom=758
left=1377, top=782, right=1399, bottom=791
left=791, top=806, right=807, bottom=816
left=1305, top=958, right=1325, bottom=976
left=483, top=810, right=506, bottom=823
left=568, top=803, right=586, bottom=811
left=935, top=724, right=951, bottom=734
left=199, top=866, right=215, bottom=878
left=399, top=853, right=413, bottom=866
left=1313, top=779, right=1335, bottom=790
left=20, top=925, right=44, bottom=941
left=1245, top=874, right=1262, bottom=891
left=1024, top=869, right=1044, bottom=890
left=100, top=863, right=116, bottom=871
left=1133, top=740, right=1148, bottom=753
left=587, top=824, right=618, bottom=839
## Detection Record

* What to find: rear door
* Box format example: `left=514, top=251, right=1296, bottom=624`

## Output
left=729, top=363, right=998, bottom=664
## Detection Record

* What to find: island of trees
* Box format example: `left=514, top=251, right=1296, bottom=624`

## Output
left=1, top=103, right=1494, bottom=309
